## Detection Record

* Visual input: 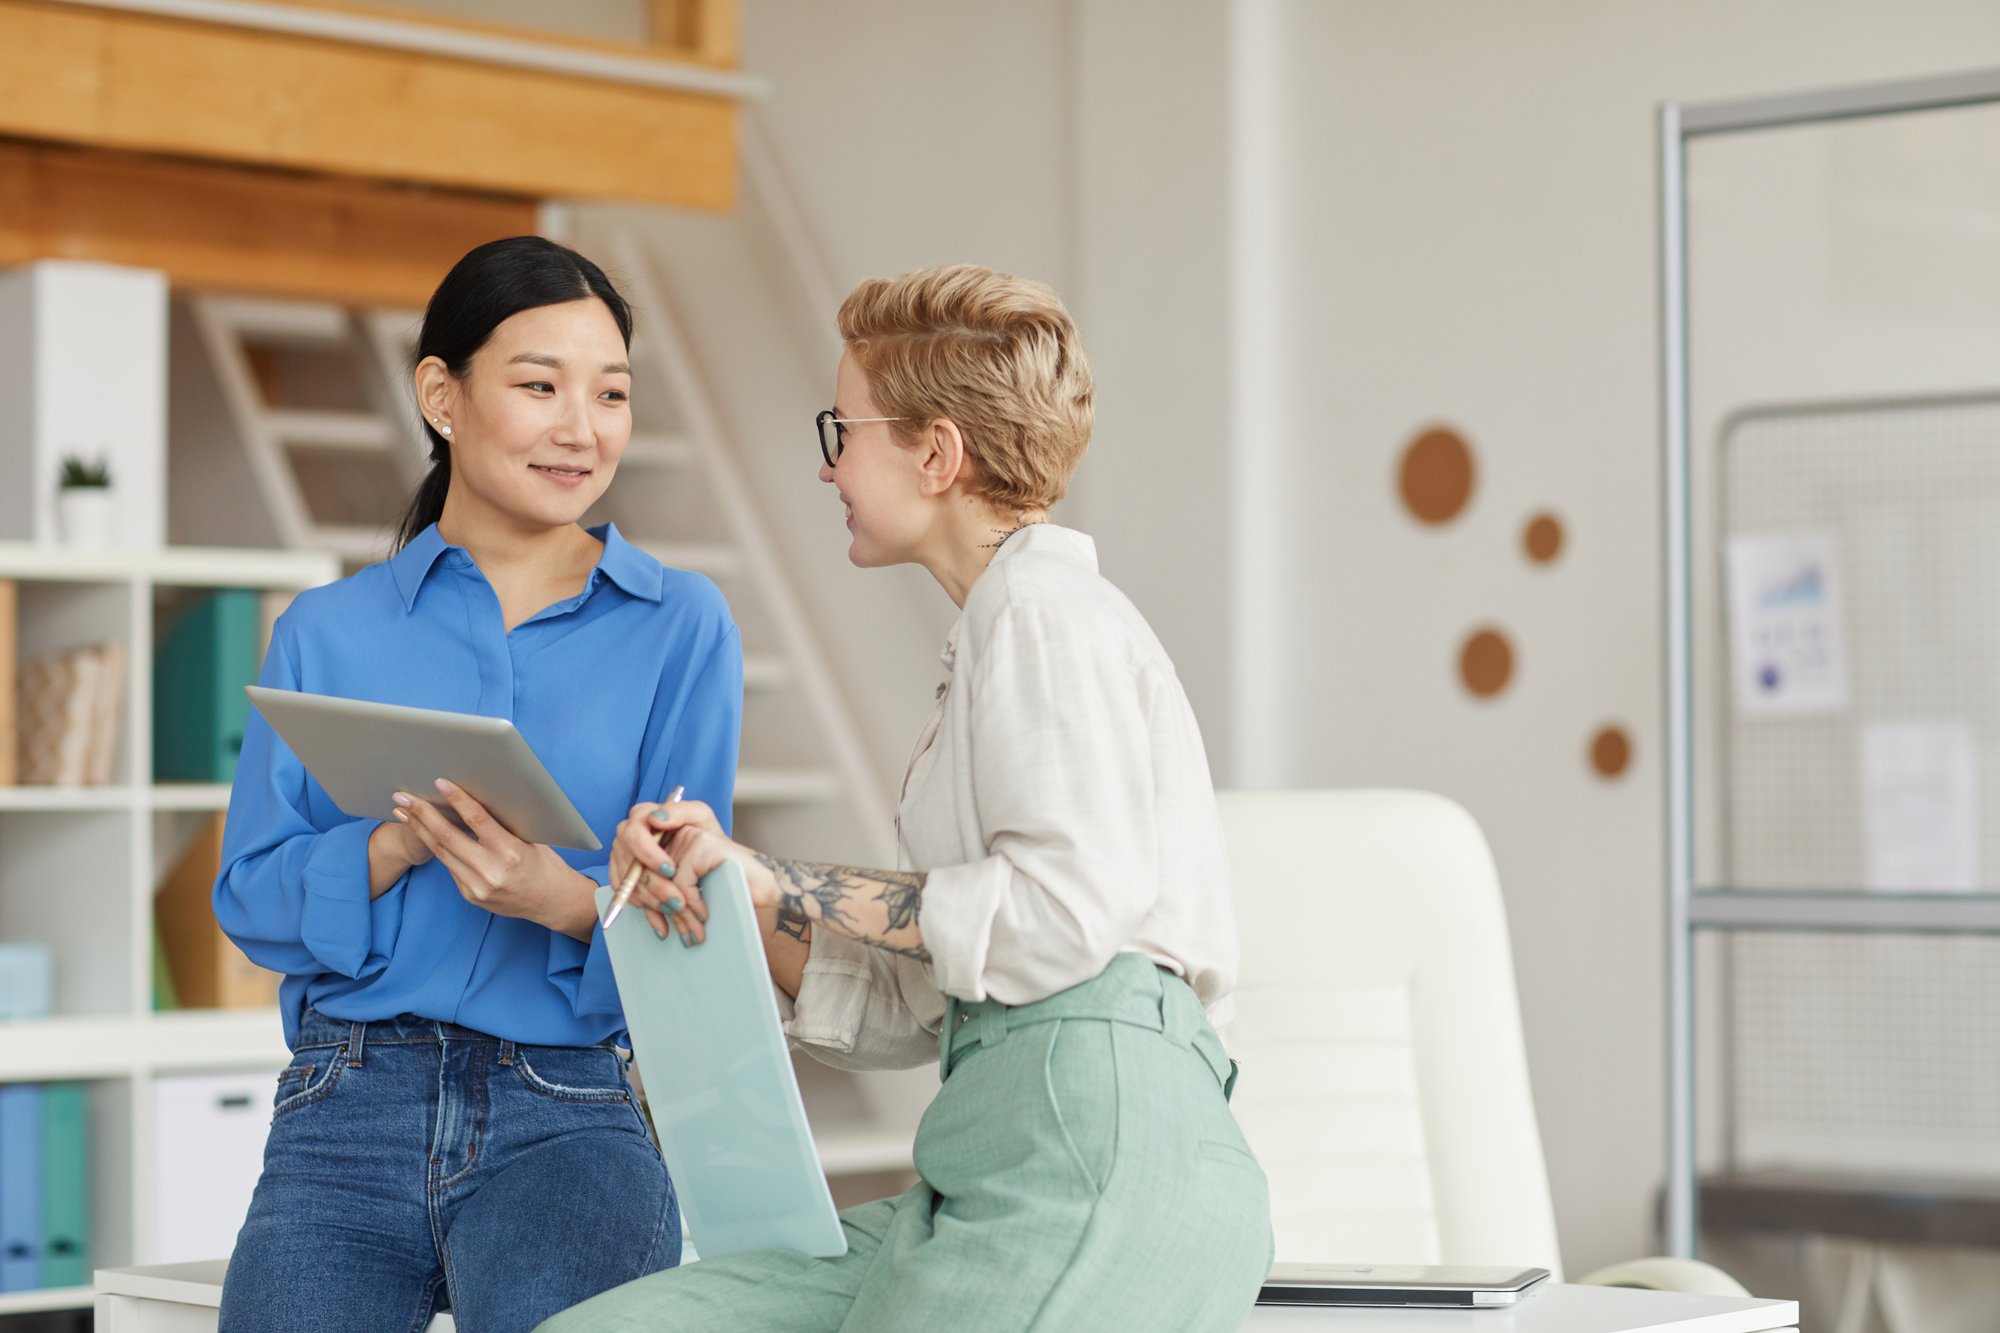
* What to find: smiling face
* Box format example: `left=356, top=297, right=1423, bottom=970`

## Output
left=819, top=350, right=935, bottom=568
left=418, top=298, right=633, bottom=535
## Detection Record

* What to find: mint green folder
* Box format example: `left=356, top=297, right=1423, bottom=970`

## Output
left=39, top=1084, right=88, bottom=1289
left=595, top=862, right=846, bottom=1259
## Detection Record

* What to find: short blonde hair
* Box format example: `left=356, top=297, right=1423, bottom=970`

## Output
left=837, top=264, right=1094, bottom=511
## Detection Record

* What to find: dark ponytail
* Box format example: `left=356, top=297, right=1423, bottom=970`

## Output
left=392, top=236, right=634, bottom=553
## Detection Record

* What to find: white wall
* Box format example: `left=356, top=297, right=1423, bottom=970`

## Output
left=747, top=0, right=1076, bottom=293
left=1064, top=0, right=1240, bottom=777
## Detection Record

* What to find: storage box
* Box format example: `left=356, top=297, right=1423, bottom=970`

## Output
left=149, top=1072, right=271, bottom=1264
left=0, top=943, right=53, bottom=1021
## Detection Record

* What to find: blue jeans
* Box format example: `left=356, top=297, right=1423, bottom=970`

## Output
left=220, top=1010, right=678, bottom=1333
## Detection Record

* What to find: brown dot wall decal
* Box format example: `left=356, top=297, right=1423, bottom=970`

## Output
left=1524, top=512, right=1564, bottom=564
left=1398, top=426, right=1476, bottom=525
left=1458, top=628, right=1515, bottom=698
left=1591, top=725, right=1633, bottom=780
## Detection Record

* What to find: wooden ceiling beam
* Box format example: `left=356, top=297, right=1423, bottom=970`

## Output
left=0, top=138, right=540, bottom=306
left=0, top=0, right=737, bottom=209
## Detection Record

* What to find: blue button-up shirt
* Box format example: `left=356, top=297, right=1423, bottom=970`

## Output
left=214, top=523, right=741, bottom=1049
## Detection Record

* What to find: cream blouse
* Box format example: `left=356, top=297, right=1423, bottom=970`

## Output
left=778, top=523, right=1238, bottom=1071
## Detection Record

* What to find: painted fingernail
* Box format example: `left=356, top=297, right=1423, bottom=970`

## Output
left=680, top=931, right=697, bottom=948
left=658, top=860, right=676, bottom=879
left=648, top=811, right=673, bottom=825
left=435, top=779, right=456, bottom=794
left=392, top=792, right=413, bottom=807
left=664, top=897, right=684, bottom=914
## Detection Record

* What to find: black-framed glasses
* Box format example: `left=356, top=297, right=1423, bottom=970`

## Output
left=816, top=409, right=909, bottom=467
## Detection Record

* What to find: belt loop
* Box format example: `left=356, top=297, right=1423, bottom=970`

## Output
left=965, top=999, right=1010, bottom=1058
left=498, top=1038, right=517, bottom=1067
left=347, top=1020, right=367, bottom=1068
left=1158, top=971, right=1198, bottom=1048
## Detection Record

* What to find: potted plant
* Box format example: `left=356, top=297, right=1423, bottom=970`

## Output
left=56, top=455, right=114, bottom=549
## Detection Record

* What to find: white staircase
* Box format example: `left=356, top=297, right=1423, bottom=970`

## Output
left=183, top=296, right=421, bottom=565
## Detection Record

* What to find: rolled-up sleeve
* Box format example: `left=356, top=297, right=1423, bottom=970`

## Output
left=213, top=619, right=405, bottom=981
left=783, top=929, right=944, bottom=1071
left=918, top=604, right=1159, bottom=1006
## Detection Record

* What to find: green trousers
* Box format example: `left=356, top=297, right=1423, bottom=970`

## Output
left=537, top=954, right=1273, bottom=1332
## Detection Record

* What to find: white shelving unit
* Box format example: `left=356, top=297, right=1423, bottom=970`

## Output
left=0, top=541, right=336, bottom=1315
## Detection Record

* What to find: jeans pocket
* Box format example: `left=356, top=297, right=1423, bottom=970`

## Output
left=271, top=1044, right=347, bottom=1121
left=511, top=1047, right=631, bottom=1104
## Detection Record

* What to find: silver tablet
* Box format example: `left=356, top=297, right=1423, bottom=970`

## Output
left=244, top=686, right=602, bottom=851
left=1257, top=1263, right=1551, bottom=1308
left=596, top=863, right=848, bottom=1259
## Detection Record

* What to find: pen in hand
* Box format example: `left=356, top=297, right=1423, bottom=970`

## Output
left=602, top=785, right=684, bottom=929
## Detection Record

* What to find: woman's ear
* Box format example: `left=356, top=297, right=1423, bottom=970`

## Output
left=413, top=356, right=457, bottom=435
left=918, top=418, right=967, bottom=495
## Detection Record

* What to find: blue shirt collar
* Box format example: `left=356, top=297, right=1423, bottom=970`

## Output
left=388, top=522, right=663, bottom=612
left=590, top=524, right=665, bottom=602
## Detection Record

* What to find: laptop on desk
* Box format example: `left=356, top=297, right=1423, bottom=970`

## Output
left=1258, top=1264, right=1550, bottom=1308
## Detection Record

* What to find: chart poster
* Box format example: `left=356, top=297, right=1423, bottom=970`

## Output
left=1725, top=530, right=1852, bottom=716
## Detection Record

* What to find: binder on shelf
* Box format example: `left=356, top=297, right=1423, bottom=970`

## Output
left=154, top=589, right=262, bottom=783
left=154, top=813, right=280, bottom=1009
left=0, top=579, right=16, bottom=787
left=0, top=1083, right=43, bottom=1293
left=39, top=1083, right=89, bottom=1289
left=85, top=639, right=126, bottom=786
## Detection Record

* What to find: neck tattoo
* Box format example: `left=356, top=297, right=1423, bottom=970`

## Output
left=980, top=516, right=1046, bottom=551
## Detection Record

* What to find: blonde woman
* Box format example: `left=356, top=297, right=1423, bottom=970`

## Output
left=541, top=265, right=1272, bottom=1332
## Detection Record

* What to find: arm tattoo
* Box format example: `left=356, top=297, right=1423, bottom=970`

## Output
left=753, top=854, right=930, bottom=962
left=774, top=906, right=812, bottom=944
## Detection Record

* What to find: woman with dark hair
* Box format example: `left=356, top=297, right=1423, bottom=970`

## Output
left=214, top=236, right=741, bottom=1333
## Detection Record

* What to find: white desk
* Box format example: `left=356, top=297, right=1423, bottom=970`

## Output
left=94, top=1261, right=455, bottom=1332
left=95, top=1263, right=1796, bottom=1332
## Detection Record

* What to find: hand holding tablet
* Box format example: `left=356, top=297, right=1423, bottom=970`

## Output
left=244, top=686, right=602, bottom=851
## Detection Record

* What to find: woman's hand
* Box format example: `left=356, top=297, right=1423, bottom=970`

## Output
left=610, top=797, right=720, bottom=943
left=393, top=779, right=598, bottom=940
left=367, top=817, right=434, bottom=898
left=610, top=797, right=778, bottom=945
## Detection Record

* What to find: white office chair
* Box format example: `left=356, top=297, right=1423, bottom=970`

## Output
left=1217, top=788, right=1742, bottom=1296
